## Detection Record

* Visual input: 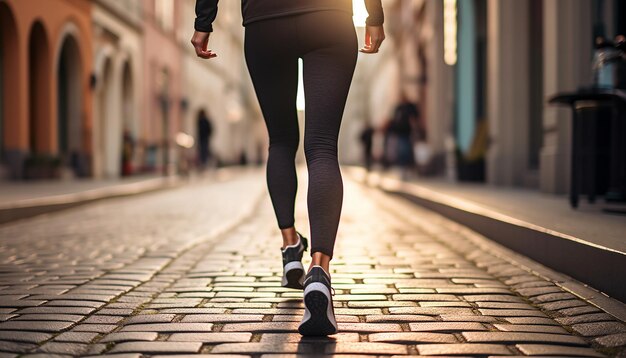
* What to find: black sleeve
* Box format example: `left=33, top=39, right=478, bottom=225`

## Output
left=365, top=0, right=384, bottom=26
left=195, top=0, right=219, bottom=32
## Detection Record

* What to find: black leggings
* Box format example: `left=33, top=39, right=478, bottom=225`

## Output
left=244, top=11, right=358, bottom=258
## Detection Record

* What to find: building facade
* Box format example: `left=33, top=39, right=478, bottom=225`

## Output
left=0, top=0, right=93, bottom=180
left=92, top=0, right=143, bottom=178
left=357, top=0, right=623, bottom=197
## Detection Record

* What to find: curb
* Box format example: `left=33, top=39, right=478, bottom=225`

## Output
left=0, top=176, right=182, bottom=225
left=345, top=167, right=626, bottom=304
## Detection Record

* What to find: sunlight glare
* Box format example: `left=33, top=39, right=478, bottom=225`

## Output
left=353, top=0, right=368, bottom=27
left=296, top=59, right=305, bottom=111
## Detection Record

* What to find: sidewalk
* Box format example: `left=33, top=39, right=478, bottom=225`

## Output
left=345, top=167, right=626, bottom=304
left=0, top=174, right=181, bottom=225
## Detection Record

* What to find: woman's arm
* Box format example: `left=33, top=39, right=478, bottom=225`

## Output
left=191, top=0, right=218, bottom=59
left=194, top=0, right=219, bottom=32
left=360, top=0, right=385, bottom=54
left=365, top=0, right=384, bottom=27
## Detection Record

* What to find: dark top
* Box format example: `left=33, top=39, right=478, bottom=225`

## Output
left=195, top=0, right=384, bottom=32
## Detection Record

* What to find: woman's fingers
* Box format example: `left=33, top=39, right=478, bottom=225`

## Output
left=191, top=31, right=218, bottom=59
left=359, top=26, right=385, bottom=54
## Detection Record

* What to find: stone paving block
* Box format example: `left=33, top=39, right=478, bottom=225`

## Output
left=391, top=294, right=461, bottom=302
left=555, top=313, right=615, bottom=326
left=516, top=286, right=563, bottom=297
left=0, top=301, right=46, bottom=308
left=365, top=314, right=436, bottom=323
left=99, top=332, right=159, bottom=343
left=109, top=341, right=202, bottom=354
left=260, top=333, right=359, bottom=343
left=17, top=307, right=95, bottom=315
left=0, top=340, right=38, bottom=353
left=82, top=315, right=124, bottom=324
left=594, top=332, right=626, bottom=347
left=503, top=317, right=559, bottom=325
left=516, top=344, right=605, bottom=357
left=530, top=292, right=577, bottom=303
left=409, top=322, right=487, bottom=332
left=560, top=305, right=604, bottom=316
left=475, top=302, right=534, bottom=310
left=478, top=309, right=548, bottom=317
left=336, top=323, right=402, bottom=333
left=0, top=321, right=73, bottom=332
left=43, top=300, right=104, bottom=308
left=211, top=342, right=408, bottom=355
left=462, top=331, right=587, bottom=345
left=35, top=342, right=89, bottom=355
left=463, top=295, right=525, bottom=303
left=120, top=323, right=213, bottom=332
left=369, top=332, right=458, bottom=343
left=180, top=314, right=264, bottom=323
left=221, top=322, right=298, bottom=333
left=53, top=332, right=99, bottom=343
left=123, top=314, right=176, bottom=324
left=439, top=314, right=498, bottom=323
left=159, top=308, right=228, bottom=314
left=72, top=324, right=117, bottom=333
left=168, top=332, right=252, bottom=343
left=0, top=331, right=52, bottom=344
left=346, top=301, right=416, bottom=308
left=571, top=321, right=626, bottom=337
left=493, top=324, right=569, bottom=334
left=539, top=299, right=587, bottom=311
left=388, top=307, right=475, bottom=315
left=416, top=343, right=511, bottom=356
left=13, top=314, right=84, bottom=322
left=435, top=288, right=514, bottom=295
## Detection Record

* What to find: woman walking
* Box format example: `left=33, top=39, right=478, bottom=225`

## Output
left=192, top=0, right=385, bottom=336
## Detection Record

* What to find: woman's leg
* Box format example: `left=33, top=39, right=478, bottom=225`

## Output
left=300, top=12, right=359, bottom=262
left=244, top=20, right=300, bottom=246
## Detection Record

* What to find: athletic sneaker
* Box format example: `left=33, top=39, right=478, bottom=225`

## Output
left=281, top=232, right=309, bottom=289
left=298, top=265, right=337, bottom=336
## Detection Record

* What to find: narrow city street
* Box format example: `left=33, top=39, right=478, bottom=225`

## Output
left=0, top=169, right=624, bottom=357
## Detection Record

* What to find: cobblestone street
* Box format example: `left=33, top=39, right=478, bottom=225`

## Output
left=0, top=169, right=624, bottom=357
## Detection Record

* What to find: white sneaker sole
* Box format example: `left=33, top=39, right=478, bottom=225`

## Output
left=281, top=261, right=305, bottom=289
left=298, top=282, right=337, bottom=336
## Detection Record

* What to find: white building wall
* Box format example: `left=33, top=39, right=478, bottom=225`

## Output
left=91, top=0, right=143, bottom=178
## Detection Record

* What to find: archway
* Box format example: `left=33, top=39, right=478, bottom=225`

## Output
left=0, top=3, right=19, bottom=167
left=57, top=34, right=84, bottom=176
left=28, top=21, right=51, bottom=155
left=120, top=60, right=135, bottom=176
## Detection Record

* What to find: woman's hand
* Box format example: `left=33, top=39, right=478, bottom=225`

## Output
left=359, top=25, right=385, bottom=54
left=191, top=31, right=217, bottom=59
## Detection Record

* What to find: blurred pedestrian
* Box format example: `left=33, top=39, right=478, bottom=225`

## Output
left=196, top=109, right=213, bottom=169
left=390, top=94, right=419, bottom=180
left=121, top=129, right=134, bottom=176
left=192, top=0, right=385, bottom=336
left=359, top=122, right=375, bottom=171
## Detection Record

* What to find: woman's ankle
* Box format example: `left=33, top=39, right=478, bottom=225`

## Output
left=309, top=251, right=331, bottom=275
left=280, top=227, right=299, bottom=248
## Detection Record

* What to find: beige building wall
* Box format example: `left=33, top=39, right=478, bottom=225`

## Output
left=91, top=0, right=143, bottom=178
